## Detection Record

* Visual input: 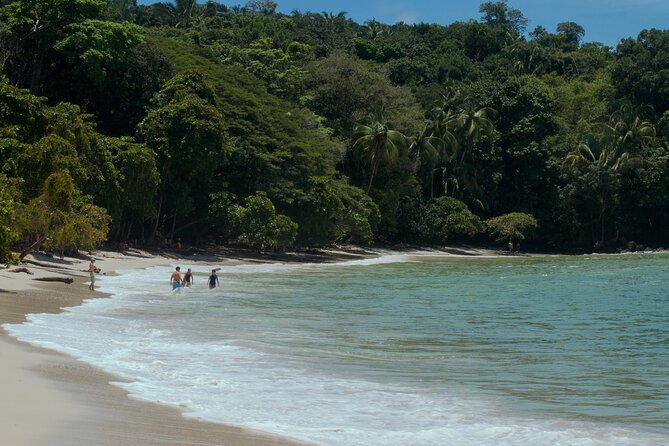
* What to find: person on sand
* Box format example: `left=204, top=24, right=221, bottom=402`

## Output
left=88, top=258, right=96, bottom=291
left=183, top=268, right=194, bottom=287
left=171, top=266, right=183, bottom=291
left=208, top=269, right=220, bottom=290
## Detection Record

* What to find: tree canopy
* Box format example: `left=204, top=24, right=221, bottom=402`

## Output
left=0, top=0, right=667, bottom=256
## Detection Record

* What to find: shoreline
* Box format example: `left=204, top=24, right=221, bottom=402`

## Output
left=2, top=246, right=665, bottom=445
left=0, top=250, right=321, bottom=446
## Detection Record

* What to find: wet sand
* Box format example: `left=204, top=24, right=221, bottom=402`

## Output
left=0, top=251, right=312, bottom=446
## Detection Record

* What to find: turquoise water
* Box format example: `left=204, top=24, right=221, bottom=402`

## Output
left=6, top=254, right=669, bottom=445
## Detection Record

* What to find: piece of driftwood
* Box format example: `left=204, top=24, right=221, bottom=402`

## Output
left=9, top=267, right=34, bottom=275
left=23, top=259, right=67, bottom=269
left=33, top=277, right=73, bottom=284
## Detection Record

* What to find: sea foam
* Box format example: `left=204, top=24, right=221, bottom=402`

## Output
left=5, top=259, right=669, bottom=446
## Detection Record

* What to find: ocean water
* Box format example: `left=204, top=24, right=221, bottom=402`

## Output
left=5, top=254, right=669, bottom=445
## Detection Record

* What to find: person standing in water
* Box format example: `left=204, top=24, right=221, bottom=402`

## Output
left=171, top=266, right=183, bottom=291
left=184, top=268, right=194, bottom=287
left=208, top=269, right=220, bottom=289
left=88, top=257, right=97, bottom=291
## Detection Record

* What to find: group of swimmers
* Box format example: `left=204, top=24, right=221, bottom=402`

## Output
left=170, top=266, right=220, bottom=291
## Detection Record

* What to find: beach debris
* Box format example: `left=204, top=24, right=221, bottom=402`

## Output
left=33, top=277, right=74, bottom=284
left=22, top=259, right=72, bottom=269
left=9, top=267, right=33, bottom=275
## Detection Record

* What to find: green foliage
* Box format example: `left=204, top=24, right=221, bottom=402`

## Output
left=0, top=174, right=21, bottom=264
left=16, top=171, right=110, bottom=257
left=215, top=37, right=310, bottom=100
left=612, top=29, right=669, bottom=114
left=229, top=192, right=297, bottom=250
left=479, top=1, right=528, bottom=34
left=485, top=212, right=538, bottom=244
left=556, top=22, right=585, bottom=47
left=291, top=177, right=380, bottom=245
left=138, top=71, right=229, bottom=233
left=54, top=20, right=142, bottom=85
left=413, top=196, right=483, bottom=243
left=306, top=52, right=424, bottom=137
left=1, top=0, right=668, bottom=252
left=352, top=108, right=408, bottom=193
left=354, top=37, right=404, bottom=63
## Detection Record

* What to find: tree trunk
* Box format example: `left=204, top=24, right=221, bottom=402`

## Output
left=30, top=38, right=46, bottom=93
left=33, top=277, right=73, bottom=284
left=19, top=235, right=46, bottom=261
left=366, top=160, right=378, bottom=194
left=169, top=208, right=177, bottom=244
left=173, top=217, right=208, bottom=236
left=150, top=193, right=163, bottom=243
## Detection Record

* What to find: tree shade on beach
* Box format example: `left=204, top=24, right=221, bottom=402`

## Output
left=1, top=0, right=669, bottom=256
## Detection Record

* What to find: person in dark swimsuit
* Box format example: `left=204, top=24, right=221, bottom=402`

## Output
left=184, top=268, right=194, bottom=287
left=208, top=269, right=220, bottom=290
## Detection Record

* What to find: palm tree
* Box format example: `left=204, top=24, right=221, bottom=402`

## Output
left=607, top=105, right=656, bottom=155
left=563, top=120, right=650, bottom=244
left=365, top=19, right=385, bottom=40
left=152, top=0, right=197, bottom=28
left=409, top=122, right=455, bottom=197
left=352, top=108, right=407, bottom=194
left=455, top=106, right=496, bottom=165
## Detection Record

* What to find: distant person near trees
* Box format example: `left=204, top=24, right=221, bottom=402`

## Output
left=88, top=258, right=97, bottom=291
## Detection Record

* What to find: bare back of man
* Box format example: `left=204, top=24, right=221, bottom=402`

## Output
left=170, top=267, right=183, bottom=291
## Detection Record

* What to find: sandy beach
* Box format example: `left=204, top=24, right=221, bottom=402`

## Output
left=0, top=245, right=509, bottom=446
left=0, top=249, right=319, bottom=446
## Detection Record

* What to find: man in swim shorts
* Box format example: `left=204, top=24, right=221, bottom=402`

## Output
left=171, top=266, right=183, bottom=290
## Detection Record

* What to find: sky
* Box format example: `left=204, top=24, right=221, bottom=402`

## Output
left=139, top=0, right=669, bottom=46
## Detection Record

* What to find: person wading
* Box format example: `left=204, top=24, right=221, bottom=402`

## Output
left=171, top=266, right=183, bottom=291
left=208, top=269, right=220, bottom=290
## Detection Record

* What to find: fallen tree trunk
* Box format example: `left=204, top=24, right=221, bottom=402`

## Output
left=22, top=259, right=71, bottom=269
left=33, top=277, right=73, bottom=284
left=9, top=267, right=33, bottom=275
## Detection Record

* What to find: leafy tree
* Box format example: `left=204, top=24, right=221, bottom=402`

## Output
left=0, top=175, right=21, bottom=264
left=229, top=192, right=297, bottom=250
left=215, top=37, right=311, bottom=100
left=485, top=212, right=538, bottom=249
left=53, top=19, right=142, bottom=86
left=104, top=137, right=160, bottom=240
left=479, top=0, right=528, bottom=34
left=16, top=171, right=109, bottom=259
left=0, top=0, right=106, bottom=91
left=413, top=196, right=482, bottom=243
left=306, top=52, right=423, bottom=138
left=612, top=29, right=669, bottom=114
left=556, top=22, right=585, bottom=47
left=138, top=71, right=230, bottom=242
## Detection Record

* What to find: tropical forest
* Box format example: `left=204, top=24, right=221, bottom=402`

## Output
left=1, top=0, right=669, bottom=261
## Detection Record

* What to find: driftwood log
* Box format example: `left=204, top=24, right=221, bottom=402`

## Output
left=22, top=259, right=69, bottom=269
left=33, top=277, right=74, bottom=284
left=9, top=267, right=34, bottom=275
